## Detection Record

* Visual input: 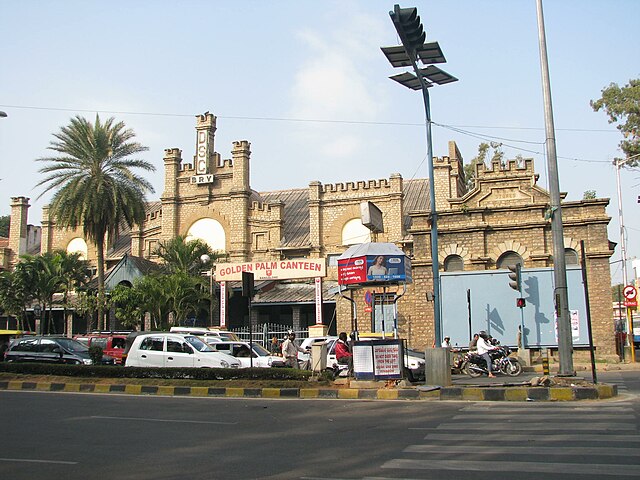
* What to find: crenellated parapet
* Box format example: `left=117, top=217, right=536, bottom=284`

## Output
left=321, top=178, right=392, bottom=194
left=476, top=157, right=534, bottom=179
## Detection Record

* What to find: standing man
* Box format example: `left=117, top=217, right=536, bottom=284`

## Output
left=281, top=332, right=306, bottom=369
left=469, top=333, right=479, bottom=352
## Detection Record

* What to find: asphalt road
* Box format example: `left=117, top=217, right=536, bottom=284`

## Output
left=1, top=370, right=639, bottom=480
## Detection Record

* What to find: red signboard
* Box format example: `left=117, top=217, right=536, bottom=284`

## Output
left=337, top=256, right=367, bottom=285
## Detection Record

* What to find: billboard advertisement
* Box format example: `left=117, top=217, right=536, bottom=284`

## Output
left=338, top=254, right=412, bottom=285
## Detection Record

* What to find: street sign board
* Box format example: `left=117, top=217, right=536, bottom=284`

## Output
left=623, top=285, right=637, bottom=307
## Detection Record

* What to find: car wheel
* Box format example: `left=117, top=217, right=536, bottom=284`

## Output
left=404, top=367, right=415, bottom=382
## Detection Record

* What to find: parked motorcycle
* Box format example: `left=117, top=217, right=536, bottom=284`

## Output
left=465, top=346, right=522, bottom=377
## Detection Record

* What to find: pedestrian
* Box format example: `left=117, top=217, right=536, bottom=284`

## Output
left=469, top=333, right=479, bottom=352
left=335, top=332, right=353, bottom=375
left=441, top=336, right=451, bottom=348
left=269, top=336, right=280, bottom=355
left=281, top=332, right=306, bottom=369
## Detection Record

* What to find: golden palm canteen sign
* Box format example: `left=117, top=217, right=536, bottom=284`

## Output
left=215, top=260, right=326, bottom=281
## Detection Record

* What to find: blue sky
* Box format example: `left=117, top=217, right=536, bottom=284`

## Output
left=1, top=0, right=638, bottom=284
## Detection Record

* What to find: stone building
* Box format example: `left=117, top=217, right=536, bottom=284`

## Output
left=2, top=113, right=615, bottom=357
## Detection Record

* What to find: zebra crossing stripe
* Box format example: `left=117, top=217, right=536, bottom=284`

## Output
left=381, top=459, right=639, bottom=476
left=420, top=432, right=640, bottom=442
left=435, top=422, right=635, bottom=431
left=403, top=444, right=640, bottom=456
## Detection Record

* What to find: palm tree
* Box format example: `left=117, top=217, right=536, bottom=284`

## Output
left=155, top=235, right=222, bottom=275
left=36, top=115, right=155, bottom=331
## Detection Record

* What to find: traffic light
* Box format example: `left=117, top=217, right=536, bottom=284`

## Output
left=516, top=298, right=526, bottom=308
left=508, top=264, right=522, bottom=292
left=242, top=271, right=254, bottom=298
left=390, top=5, right=426, bottom=54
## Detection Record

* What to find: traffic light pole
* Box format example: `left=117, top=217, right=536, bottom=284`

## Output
left=390, top=5, right=442, bottom=347
left=536, top=0, right=573, bottom=376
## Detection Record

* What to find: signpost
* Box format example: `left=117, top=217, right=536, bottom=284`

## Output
left=623, top=285, right=637, bottom=363
left=623, top=285, right=637, bottom=307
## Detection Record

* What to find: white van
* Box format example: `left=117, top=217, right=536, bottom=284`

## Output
left=124, top=333, right=241, bottom=368
left=169, top=327, right=240, bottom=342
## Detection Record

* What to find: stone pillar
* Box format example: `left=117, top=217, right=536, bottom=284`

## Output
left=160, top=148, right=182, bottom=242
left=194, top=113, right=217, bottom=175
left=292, top=306, right=302, bottom=334
left=308, top=181, right=322, bottom=254
left=8, top=197, right=29, bottom=266
left=229, top=141, right=251, bottom=262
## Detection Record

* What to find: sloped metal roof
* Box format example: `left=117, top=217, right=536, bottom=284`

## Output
left=252, top=280, right=338, bottom=305
left=260, top=188, right=309, bottom=248
left=100, top=177, right=429, bottom=261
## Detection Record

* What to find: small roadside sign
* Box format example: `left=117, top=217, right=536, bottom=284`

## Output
left=623, top=285, right=637, bottom=307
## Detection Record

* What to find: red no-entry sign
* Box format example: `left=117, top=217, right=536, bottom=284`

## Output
left=623, top=285, right=637, bottom=307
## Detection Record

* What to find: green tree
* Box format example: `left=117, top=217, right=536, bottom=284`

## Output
left=583, top=190, right=597, bottom=200
left=0, top=268, right=33, bottom=330
left=591, top=78, right=640, bottom=165
left=35, top=115, right=155, bottom=331
left=110, top=283, right=146, bottom=329
left=18, top=253, right=63, bottom=334
left=56, top=250, right=90, bottom=334
left=0, top=215, right=9, bottom=237
left=464, top=143, right=505, bottom=191
left=155, top=235, right=223, bottom=275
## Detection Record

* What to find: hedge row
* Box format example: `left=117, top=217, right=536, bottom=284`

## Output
left=0, top=362, right=312, bottom=381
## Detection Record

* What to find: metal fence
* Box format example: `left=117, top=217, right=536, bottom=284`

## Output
left=232, top=323, right=309, bottom=348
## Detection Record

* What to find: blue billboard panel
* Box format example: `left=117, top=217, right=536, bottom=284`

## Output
left=365, top=254, right=412, bottom=283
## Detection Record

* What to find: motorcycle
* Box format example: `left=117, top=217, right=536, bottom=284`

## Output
left=465, top=346, right=522, bottom=377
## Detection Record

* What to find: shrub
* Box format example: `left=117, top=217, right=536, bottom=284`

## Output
left=0, top=362, right=312, bottom=381
left=88, top=345, right=104, bottom=365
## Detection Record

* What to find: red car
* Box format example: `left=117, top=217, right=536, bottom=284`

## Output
left=74, top=332, right=129, bottom=365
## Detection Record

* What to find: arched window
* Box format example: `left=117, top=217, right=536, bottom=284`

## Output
left=342, top=218, right=371, bottom=245
left=565, top=248, right=579, bottom=265
left=497, top=251, right=523, bottom=269
left=67, top=237, right=88, bottom=260
left=444, top=254, right=464, bottom=272
left=186, top=218, right=226, bottom=252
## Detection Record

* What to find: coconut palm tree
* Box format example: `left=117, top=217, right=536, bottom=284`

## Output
left=36, top=115, right=155, bottom=331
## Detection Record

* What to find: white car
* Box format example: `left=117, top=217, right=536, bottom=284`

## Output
left=169, top=326, right=239, bottom=341
left=324, top=337, right=426, bottom=381
left=297, top=336, right=338, bottom=363
left=124, top=333, right=241, bottom=369
left=207, top=341, right=286, bottom=368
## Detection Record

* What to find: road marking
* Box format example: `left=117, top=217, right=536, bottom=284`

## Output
left=417, top=432, right=640, bottom=442
left=382, top=459, right=640, bottom=476
left=90, top=415, right=237, bottom=425
left=435, top=422, right=635, bottom=431
left=452, top=413, right=629, bottom=420
left=0, top=457, right=78, bottom=465
left=404, top=444, right=640, bottom=456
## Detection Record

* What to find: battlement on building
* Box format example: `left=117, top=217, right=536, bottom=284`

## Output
left=250, top=200, right=278, bottom=212
left=145, top=205, right=162, bottom=222
left=322, top=178, right=391, bottom=193
left=476, top=157, right=534, bottom=178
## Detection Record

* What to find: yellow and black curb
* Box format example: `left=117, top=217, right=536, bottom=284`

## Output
left=0, top=380, right=618, bottom=401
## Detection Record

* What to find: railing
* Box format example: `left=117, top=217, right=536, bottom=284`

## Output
left=232, top=323, right=309, bottom=348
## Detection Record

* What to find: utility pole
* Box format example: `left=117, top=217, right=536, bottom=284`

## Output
left=536, top=0, right=574, bottom=376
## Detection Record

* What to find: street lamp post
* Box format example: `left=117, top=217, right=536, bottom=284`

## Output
left=382, top=5, right=457, bottom=348
left=200, top=254, right=214, bottom=327
left=614, top=153, right=640, bottom=362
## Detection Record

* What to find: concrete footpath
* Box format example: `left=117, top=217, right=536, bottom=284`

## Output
left=0, top=362, right=631, bottom=401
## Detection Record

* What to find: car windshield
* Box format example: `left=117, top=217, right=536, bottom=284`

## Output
left=252, top=344, right=270, bottom=356
left=56, top=338, right=89, bottom=353
left=184, top=336, right=214, bottom=352
left=407, top=349, right=425, bottom=359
